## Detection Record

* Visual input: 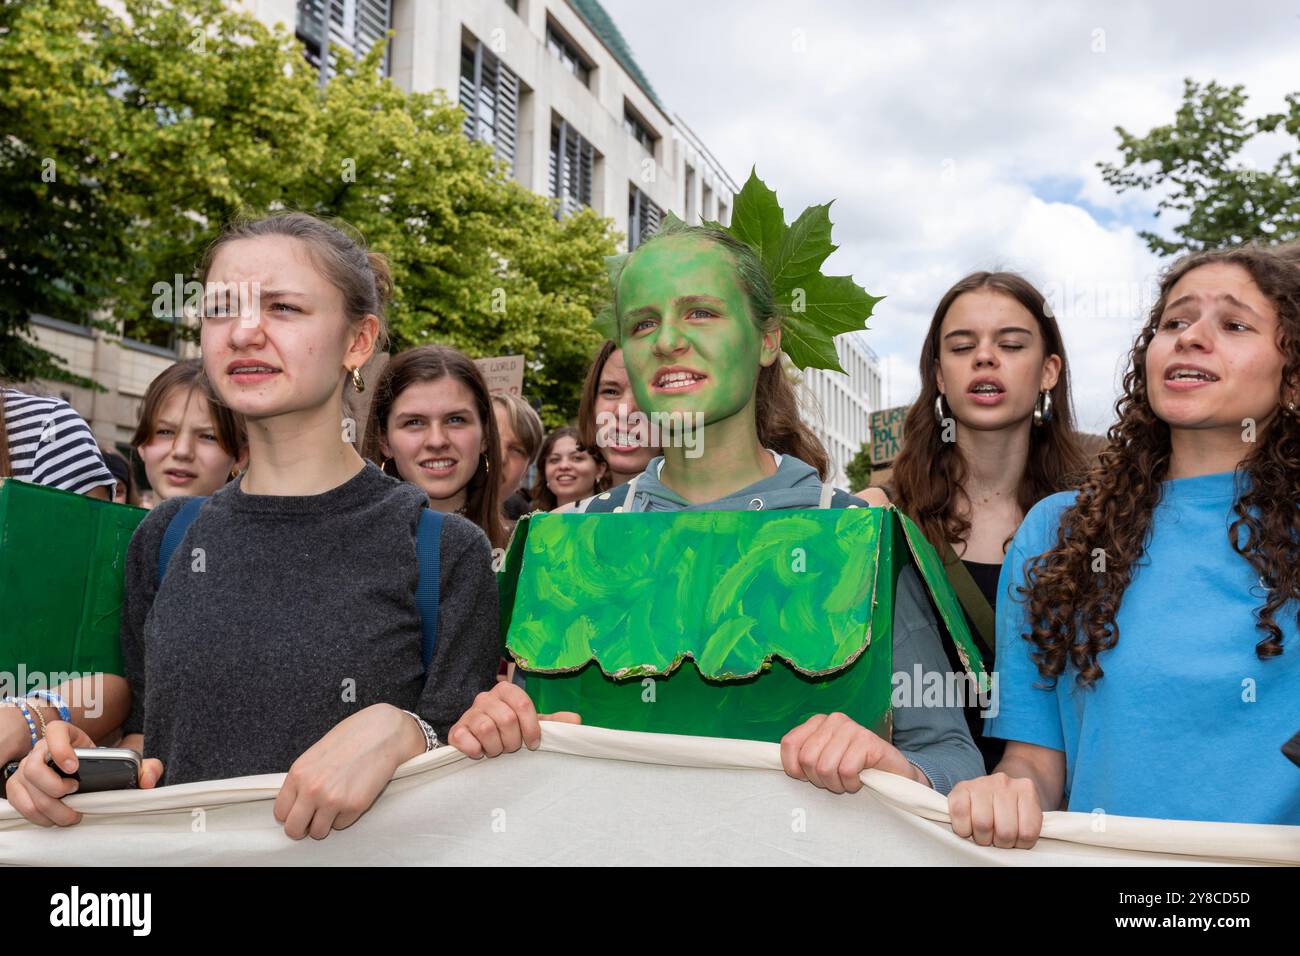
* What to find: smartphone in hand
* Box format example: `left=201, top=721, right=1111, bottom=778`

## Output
left=46, top=748, right=141, bottom=793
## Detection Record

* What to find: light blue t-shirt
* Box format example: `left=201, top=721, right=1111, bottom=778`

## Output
left=989, top=470, right=1300, bottom=825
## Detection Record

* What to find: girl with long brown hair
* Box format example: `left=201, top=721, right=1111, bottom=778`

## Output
left=949, top=245, right=1300, bottom=846
left=864, top=272, right=1088, bottom=769
left=362, top=345, right=506, bottom=550
left=4, top=212, right=500, bottom=837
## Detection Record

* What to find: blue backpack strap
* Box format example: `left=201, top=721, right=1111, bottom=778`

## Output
left=415, top=508, right=444, bottom=678
left=156, top=497, right=208, bottom=589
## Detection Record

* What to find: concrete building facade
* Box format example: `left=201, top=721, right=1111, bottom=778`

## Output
left=798, top=334, right=883, bottom=489
left=256, top=0, right=739, bottom=242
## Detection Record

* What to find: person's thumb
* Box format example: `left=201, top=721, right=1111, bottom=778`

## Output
left=538, top=711, right=582, bottom=725
left=138, top=759, right=165, bottom=789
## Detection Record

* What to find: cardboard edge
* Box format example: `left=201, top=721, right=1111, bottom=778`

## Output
left=513, top=644, right=869, bottom=682
left=495, top=512, right=536, bottom=651
left=893, top=508, right=989, bottom=683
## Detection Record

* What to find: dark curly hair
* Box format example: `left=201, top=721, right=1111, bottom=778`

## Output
left=1021, top=245, right=1300, bottom=688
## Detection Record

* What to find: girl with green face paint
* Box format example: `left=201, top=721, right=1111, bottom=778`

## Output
left=450, top=219, right=986, bottom=803
left=615, top=234, right=781, bottom=502
left=578, top=221, right=835, bottom=509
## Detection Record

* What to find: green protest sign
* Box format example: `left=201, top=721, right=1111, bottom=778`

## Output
left=0, top=479, right=146, bottom=680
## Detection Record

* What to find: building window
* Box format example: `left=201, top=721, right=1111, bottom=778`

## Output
left=295, top=0, right=392, bottom=83
left=623, top=103, right=658, bottom=153
left=684, top=165, right=696, bottom=222
left=550, top=118, right=595, bottom=216
left=460, top=38, right=521, bottom=174
left=717, top=198, right=729, bottom=226
left=628, top=185, right=663, bottom=251
left=546, top=21, right=592, bottom=87
left=702, top=182, right=713, bottom=221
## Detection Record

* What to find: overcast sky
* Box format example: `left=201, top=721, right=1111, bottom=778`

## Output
left=601, top=0, right=1300, bottom=434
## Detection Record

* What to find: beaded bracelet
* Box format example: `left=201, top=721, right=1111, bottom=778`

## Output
left=28, top=690, right=71, bottom=722
left=2, top=697, right=38, bottom=748
left=401, top=710, right=439, bottom=753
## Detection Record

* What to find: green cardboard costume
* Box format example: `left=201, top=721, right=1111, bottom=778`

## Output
left=498, top=172, right=988, bottom=745
left=0, top=479, right=146, bottom=683
left=499, top=500, right=987, bottom=745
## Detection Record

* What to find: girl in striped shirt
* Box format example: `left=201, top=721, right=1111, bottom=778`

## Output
left=0, top=386, right=115, bottom=499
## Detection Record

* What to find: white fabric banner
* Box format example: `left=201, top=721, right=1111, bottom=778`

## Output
left=1, top=724, right=1295, bottom=866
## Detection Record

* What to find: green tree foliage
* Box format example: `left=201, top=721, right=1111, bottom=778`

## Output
left=844, top=440, right=872, bottom=492
left=0, top=0, right=616, bottom=423
left=1099, top=78, right=1300, bottom=256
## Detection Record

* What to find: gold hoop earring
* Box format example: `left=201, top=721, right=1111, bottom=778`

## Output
left=482, top=453, right=491, bottom=475
left=381, top=457, right=393, bottom=475
left=350, top=367, right=365, bottom=393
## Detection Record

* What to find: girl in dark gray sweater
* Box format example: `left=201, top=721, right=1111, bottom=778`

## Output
left=4, top=214, right=500, bottom=840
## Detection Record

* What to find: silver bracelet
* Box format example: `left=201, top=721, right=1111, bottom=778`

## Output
left=402, top=710, right=439, bottom=752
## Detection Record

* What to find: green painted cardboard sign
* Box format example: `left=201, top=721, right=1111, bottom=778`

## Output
left=497, top=506, right=986, bottom=744
left=0, top=479, right=147, bottom=680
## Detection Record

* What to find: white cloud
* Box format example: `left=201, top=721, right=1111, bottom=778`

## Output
left=602, top=0, right=1297, bottom=434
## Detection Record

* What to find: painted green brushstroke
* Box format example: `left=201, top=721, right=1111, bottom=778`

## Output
left=507, top=508, right=882, bottom=679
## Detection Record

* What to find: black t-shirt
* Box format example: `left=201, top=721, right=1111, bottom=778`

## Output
left=960, top=559, right=1001, bottom=612
left=960, top=558, right=1005, bottom=772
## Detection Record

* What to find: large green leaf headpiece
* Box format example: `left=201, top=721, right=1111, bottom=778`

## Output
left=593, top=168, right=883, bottom=374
